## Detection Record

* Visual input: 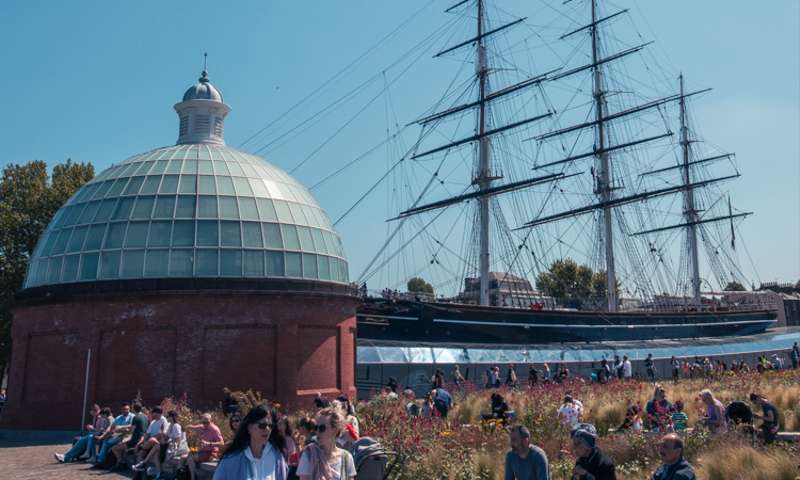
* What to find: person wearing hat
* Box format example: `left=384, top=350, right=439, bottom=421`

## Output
left=650, top=433, right=696, bottom=480
left=570, top=424, right=616, bottom=480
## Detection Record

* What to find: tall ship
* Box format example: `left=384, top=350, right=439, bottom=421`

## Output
left=346, top=0, right=778, bottom=343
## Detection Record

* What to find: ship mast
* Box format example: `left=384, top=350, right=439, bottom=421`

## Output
left=679, top=74, right=702, bottom=304
left=591, top=0, right=618, bottom=311
left=476, top=0, right=492, bottom=306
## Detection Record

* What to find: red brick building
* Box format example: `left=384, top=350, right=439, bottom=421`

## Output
left=2, top=71, right=357, bottom=430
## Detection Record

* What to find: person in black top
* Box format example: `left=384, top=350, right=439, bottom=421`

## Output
left=645, top=354, right=655, bottom=382
left=570, top=423, right=616, bottom=480
left=750, top=393, right=779, bottom=443
left=528, top=365, right=539, bottom=386
left=481, top=393, right=511, bottom=424
left=109, top=402, right=148, bottom=468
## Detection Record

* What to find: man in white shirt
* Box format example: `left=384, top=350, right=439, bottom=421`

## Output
left=132, top=407, right=169, bottom=474
left=622, top=356, right=633, bottom=379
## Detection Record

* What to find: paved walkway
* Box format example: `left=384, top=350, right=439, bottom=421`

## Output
left=0, top=441, right=132, bottom=479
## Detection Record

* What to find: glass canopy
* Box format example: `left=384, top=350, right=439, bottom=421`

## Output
left=24, top=143, right=349, bottom=288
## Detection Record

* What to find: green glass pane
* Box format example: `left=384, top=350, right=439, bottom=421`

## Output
left=197, top=220, right=219, bottom=246
left=238, top=197, right=259, bottom=220
left=285, top=252, right=302, bottom=277
left=62, top=254, right=80, bottom=282
left=84, top=224, right=107, bottom=250
left=79, top=252, right=99, bottom=280
left=220, top=221, right=242, bottom=247
left=198, top=160, right=213, bottom=175
left=92, top=180, right=114, bottom=199
left=233, top=177, right=253, bottom=195
left=241, top=163, right=259, bottom=178
left=125, top=221, right=149, bottom=247
left=78, top=201, right=101, bottom=224
left=169, top=249, right=193, bottom=276
left=302, top=253, right=318, bottom=279
left=100, top=251, right=121, bottom=279
left=297, top=226, right=314, bottom=252
left=123, top=176, right=144, bottom=195
left=166, top=158, right=183, bottom=174
left=66, top=226, right=88, bottom=252
left=47, top=256, right=64, bottom=283
left=274, top=200, right=294, bottom=223
left=134, top=161, right=154, bottom=175
left=41, top=231, right=58, bottom=256
left=257, top=198, right=278, bottom=222
left=153, top=196, right=176, bottom=218
left=318, top=255, right=331, bottom=280
left=121, top=250, right=145, bottom=277
left=51, top=228, right=72, bottom=255
left=159, top=175, right=179, bottom=194
left=144, top=250, right=169, bottom=276
left=221, top=250, right=242, bottom=276
left=199, top=175, right=216, bottom=194
left=196, top=249, right=219, bottom=276
left=150, top=160, right=168, bottom=175
left=249, top=178, right=269, bottom=197
left=175, top=196, right=196, bottom=218
left=280, top=224, right=300, bottom=250
left=131, top=196, right=155, bottom=219
left=266, top=251, right=286, bottom=277
left=218, top=197, right=239, bottom=219
left=183, top=159, right=198, bottom=174
left=106, top=178, right=129, bottom=197
left=213, top=160, right=230, bottom=175
left=288, top=202, right=308, bottom=225
left=243, top=250, right=264, bottom=276
left=263, top=223, right=282, bottom=249
left=216, top=176, right=235, bottom=195
left=311, top=228, right=326, bottom=254
left=104, top=223, right=127, bottom=248
left=179, top=175, right=197, bottom=194
left=227, top=162, right=245, bottom=177
left=242, top=222, right=263, bottom=248
left=112, top=197, right=135, bottom=220
left=198, top=196, right=218, bottom=218
left=148, top=221, right=172, bottom=247
left=172, top=221, right=195, bottom=246
left=141, top=175, right=162, bottom=194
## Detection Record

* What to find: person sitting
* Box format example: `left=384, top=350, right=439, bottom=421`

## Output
left=670, top=401, right=688, bottom=433
left=617, top=405, right=643, bottom=432
left=131, top=406, right=169, bottom=475
left=421, top=392, right=436, bottom=418
left=296, top=407, right=356, bottom=480
left=187, top=413, right=225, bottom=480
left=54, top=404, right=109, bottom=463
left=505, top=425, right=549, bottom=480
left=750, top=393, right=780, bottom=444
left=94, top=402, right=134, bottom=466
left=699, top=389, right=726, bottom=432
left=110, top=402, right=149, bottom=469
left=162, top=410, right=189, bottom=471
left=212, top=405, right=288, bottom=480
left=570, top=423, right=615, bottom=480
left=650, top=433, right=696, bottom=480
left=403, top=389, right=419, bottom=417
left=645, top=385, right=673, bottom=432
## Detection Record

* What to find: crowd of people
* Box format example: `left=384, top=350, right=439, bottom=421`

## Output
left=53, top=393, right=367, bottom=480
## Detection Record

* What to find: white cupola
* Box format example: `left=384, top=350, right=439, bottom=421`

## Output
left=174, top=69, right=231, bottom=145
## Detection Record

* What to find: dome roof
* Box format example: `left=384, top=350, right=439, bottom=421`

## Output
left=23, top=143, right=349, bottom=289
left=182, top=70, right=223, bottom=102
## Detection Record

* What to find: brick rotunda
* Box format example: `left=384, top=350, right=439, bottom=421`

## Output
left=2, top=70, right=358, bottom=430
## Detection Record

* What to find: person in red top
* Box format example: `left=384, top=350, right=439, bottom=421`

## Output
left=186, top=413, right=224, bottom=480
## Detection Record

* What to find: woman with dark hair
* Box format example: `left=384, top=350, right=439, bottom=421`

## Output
left=212, top=405, right=288, bottom=480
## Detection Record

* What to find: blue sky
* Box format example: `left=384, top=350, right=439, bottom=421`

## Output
left=1, top=0, right=798, bottom=287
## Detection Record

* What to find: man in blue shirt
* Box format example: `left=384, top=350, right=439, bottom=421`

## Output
left=431, top=388, right=453, bottom=418
left=505, top=425, right=549, bottom=480
left=94, top=403, right=134, bottom=466
left=650, top=434, right=696, bottom=480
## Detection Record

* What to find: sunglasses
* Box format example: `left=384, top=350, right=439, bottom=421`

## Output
left=315, top=424, right=328, bottom=433
left=256, top=422, right=273, bottom=430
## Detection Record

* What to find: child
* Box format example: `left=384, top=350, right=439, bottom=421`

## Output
left=671, top=400, right=688, bottom=432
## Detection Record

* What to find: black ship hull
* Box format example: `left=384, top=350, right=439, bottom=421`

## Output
left=357, top=299, right=778, bottom=344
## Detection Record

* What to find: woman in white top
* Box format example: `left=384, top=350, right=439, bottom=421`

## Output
left=297, top=407, right=356, bottom=480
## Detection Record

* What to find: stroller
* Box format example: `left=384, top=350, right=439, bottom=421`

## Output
left=350, top=437, right=393, bottom=480
left=726, top=400, right=756, bottom=441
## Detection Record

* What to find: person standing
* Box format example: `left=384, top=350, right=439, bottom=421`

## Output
left=506, top=364, right=518, bottom=389
left=296, top=408, right=356, bottom=480
left=212, top=405, right=288, bottom=480
left=791, top=342, right=800, bottom=369
left=570, top=424, right=615, bottom=480
left=558, top=395, right=583, bottom=429
left=750, top=393, right=780, bottom=444
left=670, top=357, right=680, bottom=382
left=452, top=365, right=465, bottom=388
left=542, top=363, right=551, bottom=383
left=645, top=354, right=655, bottom=382
left=622, top=356, right=633, bottom=380
left=505, top=425, right=549, bottom=480
left=528, top=365, right=539, bottom=387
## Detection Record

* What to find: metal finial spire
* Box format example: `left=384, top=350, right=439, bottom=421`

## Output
left=200, top=52, right=209, bottom=83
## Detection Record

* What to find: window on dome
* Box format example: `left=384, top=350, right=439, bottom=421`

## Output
left=134, top=161, right=154, bottom=176
left=104, top=223, right=127, bottom=248
left=196, top=249, right=218, bottom=276
left=243, top=250, right=264, bottom=276
left=113, top=197, right=135, bottom=220
left=179, top=175, right=197, bottom=194
left=233, top=177, right=252, bottom=196
left=249, top=178, right=269, bottom=197
left=78, top=201, right=101, bottom=224
left=285, top=252, right=302, bottom=277
left=197, top=220, right=219, bottom=246
left=302, top=253, right=318, bottom=278
left=288, top=203, right=308, bottom=226
left=183, top=159, right=198, bottom=175
left=172, top=221, right=195, bottom=246
left=100, top=251, right=121, bottom=279
left=121, top=250, right=145, bottom=277
left=216, top=176, right=235, bottom=195
left=227, top=162, right=245, bottom=177
left=169, top=249, right=193, bottom=276
left=280, top=225, right=300, bottom=250
left=318, top=255, right=331, bottom=280
left=144, top=250, right=169, bottom=277
left=311, top=229, right=325, bottom=254
left=84, top=224, right=107, bottom=250
left=198, top=160, right=213, bottom=175
left=166, top=159, right=183, bottom=174
left=79, top=253, right=99, bottom=280
left=67, top=226, right=88, bottom=253
left=266, top=251, right=284, bottom=276
left=256, top=198, right=278, bottom=222
left=123, top=176, right=144, bottom=195
left=131, top=196, right=155, bottom=219
left=126, top=221, right=149, bottom=248
left=51, top=228, right=72, bottom=255
left=175, top=196, right=196, bottom=218
left=198, top=196, right=218, bottom=218
left=107, top=178, right=129, bottom=197
left=62, top=254, right=80, bottom=282
left=274, top=201, right=294, bottom=223
left=141, top=175, right=162, bottom=195
left=212, top=160, right=229, bottom=176
left=47, top=256, right=63, bottom=283
left=148, top=221, right=172, bottom=247
left=159, top=175, right=179, bottom=194
left=153, top=196, right=176, bottom=218
left=238, top=198, right=258, bottom=220
left=297, top=226, right=314, bottom=252
left=198, top=175, right=216, bottom=194
left=151, top=160, right=168, bottom=175
left=242, top=222, right=263, bottom=248
left=218, top=197, right=239, bottom=219
left=221, top=250, right=242, bottom=276
left=220, top=221, right=242, bottom=247
left=263, top=223, right=282, bottom=249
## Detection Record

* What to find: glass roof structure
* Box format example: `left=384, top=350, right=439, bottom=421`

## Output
left=24, top=143, right=349, bottom=288
left=357, top=328, right=800, bottom=364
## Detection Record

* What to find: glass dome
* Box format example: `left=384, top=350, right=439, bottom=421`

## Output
left=23, top=143, right=349, bottom=288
